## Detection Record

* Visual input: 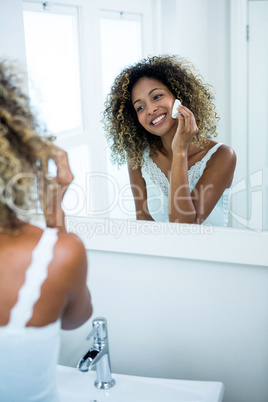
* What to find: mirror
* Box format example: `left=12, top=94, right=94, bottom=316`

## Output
left=1, top=0, right=267, bottom=231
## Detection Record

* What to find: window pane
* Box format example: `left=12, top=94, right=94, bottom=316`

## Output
left=101, top=15, right=142, bottom=98
left=101, top=13, right=142, bottom=219
left=23, top=7, right=82, bottom=134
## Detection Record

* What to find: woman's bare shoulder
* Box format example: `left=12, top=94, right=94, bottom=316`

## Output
left=18, top=223, right=85, bottom=253
left=22, top=225, right=87, bottom=271
left=203, top=140, right=236, bottom=164
left=212, top=142, right=236, bottom=164
left=204, top=141, right=237, bottom=187
left=54, top=231, right=86, bottom=263
left=48, top=231, right=87, bottom=298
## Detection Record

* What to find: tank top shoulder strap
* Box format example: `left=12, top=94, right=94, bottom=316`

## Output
left=196, top=142, right=223, bottom=177
left=143, top=148, right=150, bottom=160
left=7, top=228, right=59, bottom=329
left=188, top=143, right=223, bottom=192
left=202, top=142, right=223, bottom=165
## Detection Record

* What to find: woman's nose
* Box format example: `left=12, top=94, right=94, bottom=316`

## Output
left=148, top=104, right=157, bottom=115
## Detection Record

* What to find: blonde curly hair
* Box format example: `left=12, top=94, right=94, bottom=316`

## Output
left=103, top=55, right=219, bottom=169
left=0, top=60, right=54, bottom=232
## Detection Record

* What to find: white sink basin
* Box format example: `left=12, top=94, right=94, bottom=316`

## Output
left=57, top=365, right=225, bottom=402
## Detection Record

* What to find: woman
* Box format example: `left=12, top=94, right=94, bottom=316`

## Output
left=0, top=61, right=93, bottom=401
left=103, top=55, right=236, bottom=226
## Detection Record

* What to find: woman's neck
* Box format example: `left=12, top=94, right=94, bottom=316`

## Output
left=159, top=136, right=199, bottom=161
left=159, top=129, right=176, bottom=158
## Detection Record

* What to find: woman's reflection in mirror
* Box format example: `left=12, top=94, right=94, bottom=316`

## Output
left=103, top=55, right=236, bottom=226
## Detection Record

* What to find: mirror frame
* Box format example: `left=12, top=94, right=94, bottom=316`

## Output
left=65, top=216, right=268, bottom=267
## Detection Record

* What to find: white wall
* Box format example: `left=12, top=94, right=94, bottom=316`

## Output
left=59, top=247, right=268, bottom=402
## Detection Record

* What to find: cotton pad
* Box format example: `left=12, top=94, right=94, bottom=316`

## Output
left=172, top=99, right=182, bottom=119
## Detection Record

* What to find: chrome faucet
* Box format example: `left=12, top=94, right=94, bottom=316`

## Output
left=77, top=317, right=116, bottom=390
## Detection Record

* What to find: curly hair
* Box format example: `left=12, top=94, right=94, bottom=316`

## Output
left=0, top=60, right=54, bottom=232
left=103, top=55, right=219, bottom=169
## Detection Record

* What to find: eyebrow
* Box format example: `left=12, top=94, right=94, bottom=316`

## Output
left=133, top=88, right=161, bottom=106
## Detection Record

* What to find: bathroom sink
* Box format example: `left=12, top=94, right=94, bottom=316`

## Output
left=57, top=365, right=225, bottom=402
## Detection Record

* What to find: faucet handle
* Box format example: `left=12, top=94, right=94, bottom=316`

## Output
left=85, top=317, right=108, bottom=342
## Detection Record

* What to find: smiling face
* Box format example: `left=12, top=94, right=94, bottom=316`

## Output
left=131, top=77, right=178, bottom=137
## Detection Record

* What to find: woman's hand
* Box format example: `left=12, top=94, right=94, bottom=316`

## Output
left=48, top=145, right=74, bottom=193
left=42, top=146, right=74, bottom=231
left=171, top=105, right=199, bottom=153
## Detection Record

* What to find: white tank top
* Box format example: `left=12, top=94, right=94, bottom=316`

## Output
left=0, top=228, right=61, bottom=402
left=141, top=143, right=229, bottom=226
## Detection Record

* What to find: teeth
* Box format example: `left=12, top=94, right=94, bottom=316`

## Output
left=152, top=114, right=165, bottom=125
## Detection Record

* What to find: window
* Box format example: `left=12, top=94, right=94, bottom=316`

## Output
left=22, top=0, right=155, bottom=218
